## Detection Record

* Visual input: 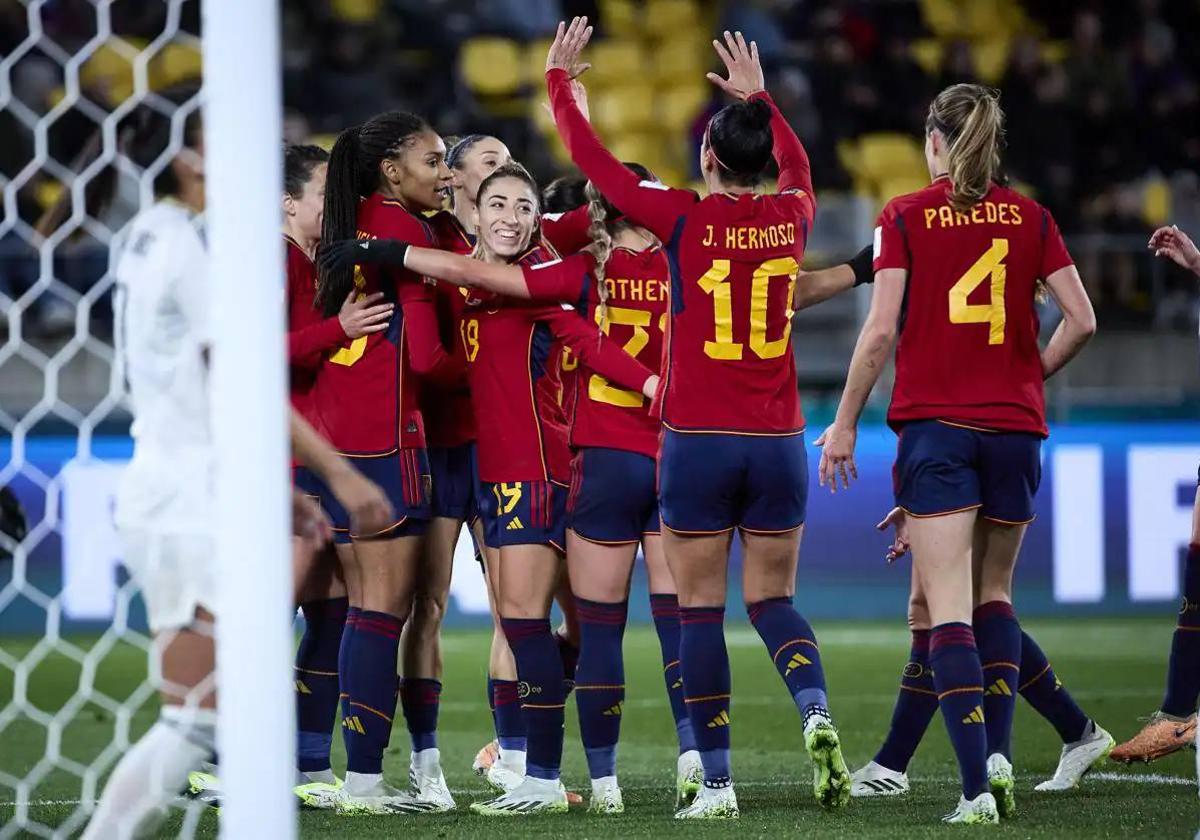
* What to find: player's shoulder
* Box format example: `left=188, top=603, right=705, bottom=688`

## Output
left=363, top=193, right=435, bottom=242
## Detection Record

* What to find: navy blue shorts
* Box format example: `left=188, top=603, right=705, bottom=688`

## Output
left=567, top=447, right=660, bottom=544
left=478, top=480, right=567, bottom=550
left=293, top=465, right=327, bottom=501
left=658, top=429, right=808, bottom=534
left=326, top=449, right=431, bottom=543
left=428, top=443, right=477, bottom=522
left=894, top=420, right=1042, bottom=524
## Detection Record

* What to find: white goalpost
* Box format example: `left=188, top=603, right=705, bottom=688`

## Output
left=201, top=0, right=295, bottom=838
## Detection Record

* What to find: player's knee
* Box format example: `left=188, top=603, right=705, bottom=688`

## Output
left=159, top=704, right=217, bottom=757
left=907, top=593, right=931, bottom=630
left=409, top=592, right=447, bottom=636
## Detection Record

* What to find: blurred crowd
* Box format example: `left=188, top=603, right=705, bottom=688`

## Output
left=1, top=0, right=1198, bottom=336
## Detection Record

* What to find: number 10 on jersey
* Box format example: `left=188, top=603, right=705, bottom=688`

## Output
left=698, top=257, right=799, bottom=361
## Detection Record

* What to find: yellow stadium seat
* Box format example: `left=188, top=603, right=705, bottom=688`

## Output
left=920, top=0, right=966, bottom=39
left=80, top=40, right=139, bottom=106
left=875, top=175, right=930, bottom=204
left=1039, top=41, right=1070, bottom=64
left=331, top=0, right=381, bottom=23
left=599, top=0, right=639, bottom=38
left=584, top=40, right=647, bottom=88
left=650, top=36, right=707, bottom=86
left=608, top=132, right=667, bottom=172
left=909, top=38, right=943, bottom=76
left=1142, top=177, right=1171, bottom=227
left=525, top=39, right=554, bottom=86
left=972, top=38, right=1011, bottom=85
left=35, top=179, right=63, bottom=212
left=851, top=133, right=928, bottom=191
left=594, top=86, right=657, bottom=134
left=656, top=83, right=708, bottom=132
left=149, top=41, right=202, bottom=90
left=459, top=37, right=523, bottom=97
left=644, top=0, right=699, bottom=40
left=963, top=0, right=1008, bottom=40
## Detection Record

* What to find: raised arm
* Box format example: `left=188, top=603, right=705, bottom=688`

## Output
left=542, top=305, right=658, bottom=399
left=541, top=206, right=593, bottom=254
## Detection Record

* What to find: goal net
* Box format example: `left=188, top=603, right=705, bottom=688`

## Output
left=0, top=2, right=292, bottom=837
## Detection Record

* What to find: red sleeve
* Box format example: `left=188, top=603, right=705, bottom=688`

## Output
left=872, top=200, right=911, bottom=273
left=521, top=253, right=596, bottom=304
left=748, top=90, right=814, bottom=218
left=547, top=68, right=696, bottom=243
left=541, top=305, right=653, bottom=393
left=540, top=206, right=593, bottom=254
left=398, top=278, right=465, bottom=385
left=1040, top=208, right=1073, bottom=278
left=288, top=317, right=346, bottom=370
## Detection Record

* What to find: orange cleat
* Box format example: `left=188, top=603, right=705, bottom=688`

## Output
left=472, top=740, right=500, bottom=776
left=1109, top=712, right=1197, bottom=763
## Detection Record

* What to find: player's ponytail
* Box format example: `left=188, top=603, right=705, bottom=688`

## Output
left=582, top=162, right=657, bottom=325
left=927, top=84, right=1004, bottom=214
left=317, top=110, right=431, bottom=315
left=705, top=98, right=773, bottom=187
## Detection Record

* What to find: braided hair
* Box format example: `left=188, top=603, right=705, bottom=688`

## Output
left=316, top=111, right=431, bottom=315
left=583, top=162, right=656, bottom=326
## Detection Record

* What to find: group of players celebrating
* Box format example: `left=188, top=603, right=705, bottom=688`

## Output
left=80, top=15, right=1200, bottom=836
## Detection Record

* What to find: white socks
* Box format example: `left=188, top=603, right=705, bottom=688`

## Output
left=81, top=706, right=215, bottom=840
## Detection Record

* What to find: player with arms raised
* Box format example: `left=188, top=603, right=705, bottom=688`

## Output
left=818, top=84, right=1096, bottom=824
left=543, top=19, right=849, bottom=819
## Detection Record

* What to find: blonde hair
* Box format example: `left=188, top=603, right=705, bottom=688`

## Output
left=927, top=84, right=1005, bottom=214
left=582, top=180, right=613, bottom=326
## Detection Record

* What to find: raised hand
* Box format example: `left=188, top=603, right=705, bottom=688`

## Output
left=338, top=289, right=393, bottom=339
left=546, top=16, right=593, bottom=79
left=1148, top=225, right=1200, bottom=276
left=706, top=30, right=765, bottom=101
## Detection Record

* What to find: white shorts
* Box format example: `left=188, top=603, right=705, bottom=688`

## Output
left=118, top=526, right=217, bottom=633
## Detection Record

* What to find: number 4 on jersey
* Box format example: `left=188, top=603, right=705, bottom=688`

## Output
left=948, top=238, right=1008, bottom=345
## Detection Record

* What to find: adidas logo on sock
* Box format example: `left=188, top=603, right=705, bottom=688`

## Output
left=505, top=516, right=525, bottom=531
left=707, top=709, right=730, bottom=728
left=295, top=679, right=311, bottom=695
left=602, top=703, right=623, bottom=716
left=342, top=715, right=366, bottom=734
left=985, top=679, right=1012, bottom=697
left=962, top=705, right=985, bottom=725
left=785, top=652, right=812, bottom=676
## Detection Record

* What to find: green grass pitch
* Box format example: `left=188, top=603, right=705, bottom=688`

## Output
left=2, top=617, right=1197, bottom=837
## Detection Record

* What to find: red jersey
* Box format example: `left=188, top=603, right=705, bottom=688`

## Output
left=874, top=178, right=1072, bottom=436
left=524, top=247, right=668, bottom=459
left=424, top=210, right=477, bottom=448
left=462, top=248, right=655, bottom=483
left=548, top=69, right=815, bottom=435
left=285, top=235, right=345, bottom=426
left=315, top=193, right=454, bottom=453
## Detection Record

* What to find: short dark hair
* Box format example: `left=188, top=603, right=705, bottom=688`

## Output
left=705, top=99, right=773, bottom=187
left=284, top=144, right=329, bottom=199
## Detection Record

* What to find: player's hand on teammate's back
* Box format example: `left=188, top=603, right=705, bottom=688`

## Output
left=292, top=488, right=332, bottom=549
left=706, top=30, right=765, bottom=101
left=317, top=238, right=411, bottom=276
left=1148, top=225, right=1200, bottom=276
left=338, top=290, right=393, bottom=339
left=876, top=506, right=910, bottom=563
left=327, top=465, right=394, bottom=537
left=546, top=16, right=593, bottom=79
left=814, top=423, right=858, bottom=493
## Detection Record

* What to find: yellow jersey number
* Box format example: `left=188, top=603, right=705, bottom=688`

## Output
left=460, top=317, right=480, bottom=362
left=948, top=238, right=1008, bottom=345
left=329, top=266, right=369, bottom=366
left=588, top=306, right=667, bottom=408
left=698, top=257, right=799, bottom=361
left=492, top=482, right=522, bottom=513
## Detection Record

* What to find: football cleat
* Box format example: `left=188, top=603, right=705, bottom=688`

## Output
left=469, top=776, right=569, bottom=816
left=472, top=740, right=500, bottom=776
left=294, top=769, right=342, bottom=810
left=587, top=777, right=624, bottom=814
left=850, top=760, right=910, bottom=797
left=942, top=792, right=999, bottom=825
left=1110, top=712, right=1197, bottom=764
left=674, top=781, right=739, bottom=820
left=334, top=779, right=438, bottom=815
left=803, top=709, right=851, bottom=810
left=676, top=750, right=703, bottom=807
left=409, top=749, right=456, bottom=812
left=1035, top=721, right=1115, bottom=791
left=186, top=770, right=221, bottom=807
left=986, top=753, right=1015, bottom=818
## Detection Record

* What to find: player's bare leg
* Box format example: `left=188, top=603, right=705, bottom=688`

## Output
left=1113, top=482, right=1200, bottom=764
left=83, top=608, right=217, bottom=839
left=742, top=527, right=850, bottom=810
left=908, top=510, right=998, bottom=824
left=398, top=516, right=458, bottom=810
left=566, top=531, right=637, bottom=813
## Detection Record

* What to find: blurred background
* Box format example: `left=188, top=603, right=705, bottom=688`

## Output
left=1, top=0, right=1198, bottom=632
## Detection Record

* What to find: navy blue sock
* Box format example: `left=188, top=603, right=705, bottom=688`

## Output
left=747, top=597, right=829, bottom=718
left=1018, top=630, right=1089, bottom=743
left=342, top=610, right=404, bottom=775
left=400, top=678, right=441, bottom=752
left=574, top=598, right=627, bottom=780
left=501, top=617, right=566, bottom=781
left=1163, top=544, right=1200, bottom=716
left=337, top=606, right=360, bottom=731
left=492, top=679, right=527, bottom=753
left=874, top=629, right=938, bottom=773
left=930, top=622, right=987, bottom=799
left=974, top=601, right=1021, bottom=760
left=556, top=630, right=580, bottom=696
left=295, top=597, right=348, bottom=773
left=650, top=593, right=696, bottom=754
left=680, top=606, right=731, bottom=785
